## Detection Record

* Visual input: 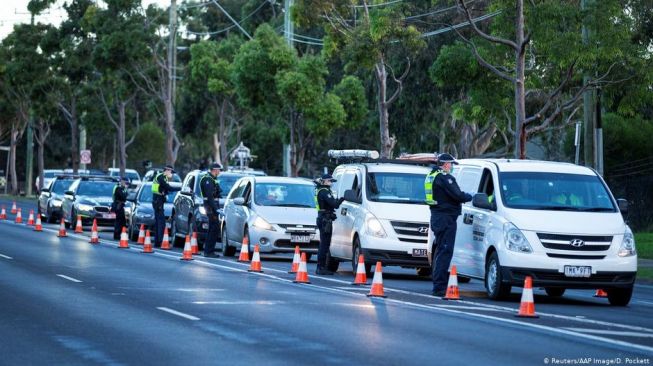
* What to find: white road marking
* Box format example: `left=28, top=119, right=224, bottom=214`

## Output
left=0, top=253, right=13, bottom=260
left=565, top=328, right=653, bottom=338
left=192, top=300, right=284, bottom=305
left=636, top=300, right=653, bottom=306
left=433, top=304, right=504, bottom=312
left=156, top=307, right=200, bottom=321
left=56, top=274, right=82, bottom=283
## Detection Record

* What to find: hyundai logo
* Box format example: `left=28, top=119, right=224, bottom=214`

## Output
left=570, top=239, right=585, bottom=248
left=418, top=227, right=429, bottom=234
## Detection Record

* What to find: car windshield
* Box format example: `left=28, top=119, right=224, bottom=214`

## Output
left=111, top=171, right=140, bottom=181
left=77, top=181, right=115, bottom=197
left=254, top=183, right=315, bottom=208
left=44, top=171, right=58, bottom=178
left=218, top=175, right=243, bottom=198
left=366, top=172, right=426, bottom=204
left=138, top=185, right=177, bottom=203
left=499, top=172, right=616, bottom=211
left=51, top=179, right=74, bottom=194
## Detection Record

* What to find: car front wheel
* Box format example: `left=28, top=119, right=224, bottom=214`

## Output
left=485, top=251, right=511, bottom=300
left=222, top=224, right=236, bottom=257
left=607, top=287, right=633, bottom=306
left=352, top=238, right=372, bottom=275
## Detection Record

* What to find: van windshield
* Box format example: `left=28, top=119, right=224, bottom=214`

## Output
left=366, top=173, right=426, bottom=204
left=499, top=172, right=616, bottom=212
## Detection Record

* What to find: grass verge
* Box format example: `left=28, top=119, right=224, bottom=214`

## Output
left=637, top=267, right=653, bottom=283
left=635, top=232, right=653, bottom=260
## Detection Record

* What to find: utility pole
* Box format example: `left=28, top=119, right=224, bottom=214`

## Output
left=595, top=88, right=604, bottom=175
left=25, top=12, right=35, bottom=196
left=168, top=0, right=178, bottom=158
left=80, top=126, right=87, bottom=172
left=283, top=0, right=294, bottom=176
left=581, top=0, right=595, bottom=168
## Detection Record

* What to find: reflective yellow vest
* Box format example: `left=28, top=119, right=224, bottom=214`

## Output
left=314, top=188, right=330, bottom=210
left=151, top=173, right=167, bottom=196
left=424, top=170, right=441, bottom=205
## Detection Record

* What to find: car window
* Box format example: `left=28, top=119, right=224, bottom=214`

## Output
left=456, top=166, right=483, bottom=195
left=77, top=181, right=115, bottom=196
left=254, top=183, right=315, bottom=207
left=138, top=185, right=176, bottom=203
left=51, top=179, right=75, bottom=194
left=44, top=171, right=57, bottom=178
left=337, top=171, right=356, bottom=197
left=366, top=172, right=426, bottom=204
left=331, top=168, right=344, bottom=194
left=218, top=175, right=243, bottom=198
left=183, top=174, right=195, bottom=192
left=243, top=182, right=252, bottom=202
left=229, top=179, right=247, bottom=199
left=68, top=180, right=80, bottom=193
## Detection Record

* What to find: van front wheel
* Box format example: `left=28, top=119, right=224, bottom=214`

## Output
left=485, top=252, right=511, bottom=300
left=607, top=287, right=633, bottom=306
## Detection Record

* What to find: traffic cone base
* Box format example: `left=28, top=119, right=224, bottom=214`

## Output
left=160, top=227, right=171, bottom=250
left=118, top=227, right=129, bottom=248
left=443, top=265, right=460, bottom=300
left=74, top=215, right=83, bottom=233
left=238, top=237, right=250, bottom=262
left=352, top=254, right=368, bottom=285
left=367, top=262, right=387, bottom=298
left=248, top=244, right=263, bottom=273
left=594, top=289, right=608, bottom=298
left=516, top=276, right=539, bottom=318
left=34, top=216, right=42, bottom=232
left=289, top=245, right=300, bottom=273
left=57, top=218, right=67, bottom=237
left=191, top=232, right=199, bottom=255
left=293, top=253, right=311, bottom=284
left=142, top=230, right=154, bottom=253
left=180, top=235, right=193, bottom=260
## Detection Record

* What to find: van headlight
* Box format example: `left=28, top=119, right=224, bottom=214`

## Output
left=365, top=214, right=387, bottom=238
left=51, top=199, right=62, bottom=207
left=618, top=228, right=636, bottom=257
left=253, top=216, right=275, bottom=231
left=503, top=222, right=532, bottom=253
left=198, top=206, right=206, bottom=215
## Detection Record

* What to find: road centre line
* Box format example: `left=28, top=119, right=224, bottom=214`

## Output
left=156, top=307, right=200, bottom=321
left=0, top=253, right=13, bottom=259
left=564, top=328, right=653, bottom=338
left=56, top=274, right=82, bottom=283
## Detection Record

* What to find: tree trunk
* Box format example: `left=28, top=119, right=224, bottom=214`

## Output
left=37, top=136, right=44, bottom=193
left=9, top=127, right=18, bottom=195
left=218, top=99, right=229, bottom=167
left=164, top=91, right=177, bottom=166
left=375, top=62, right=392, bottom=159
left=118, top=102, right=127, bottom=176
left=289, top=111, right=298, bottom=177
left=514, top=0, right=527, bottom=159
left=213, top=133, right=221, bottom=163
left=70, top=98, right=79, bottom=173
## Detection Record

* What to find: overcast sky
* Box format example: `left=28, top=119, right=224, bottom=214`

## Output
left=0, top=0, right=170, bottom=40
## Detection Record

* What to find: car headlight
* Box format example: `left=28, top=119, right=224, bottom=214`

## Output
left=365, top=214, right=387, bottom=238
left=503, top=222, right=532, bottom=253
left=51, top=199, right=62, bottom=207
left=136, top=212, right=152, bottom=219
left=199, top=206, right=206, bottom=215
left=77, top=204, right=94, bottom=212
left=253, top=216, right=275, bottom=231
left=618, top=228, right=637, bottom=257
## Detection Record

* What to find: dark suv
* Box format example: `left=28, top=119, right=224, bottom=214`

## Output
left=170, top=171, right=248, bottom=247
left=61, top=176, right=120, bottom=227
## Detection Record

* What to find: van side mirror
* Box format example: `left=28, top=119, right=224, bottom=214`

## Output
left=617, top=198, right=628, bottom=216
left=343, top=189, right=362, bottom=204
left=65, top=190, right=75, bottom=197
left=180, top=186, right=192, bottom=195
left=472, top=193, right=496, bottom=211
left=233, top=197, right=245, bottom=206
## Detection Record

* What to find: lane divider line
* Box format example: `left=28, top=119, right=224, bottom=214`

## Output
left=156, top=307, right=200, bottom=321
left=564, top=328, right=653, bottom=338
left=0, top=253, right=13, bottom=259
left=56, top=274, right=82, bottom=283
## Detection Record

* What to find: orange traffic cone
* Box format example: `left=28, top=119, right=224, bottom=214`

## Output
left=289, top=245, right=301, bottom=273
left=352, top=254, right=368, bottom=285
left=89, top=219, right=99, bottom=244
left=10, top=201, right=17, bottom=214
left=74, top=215, right=83, bottom=233
left=27, top=210, right=35, bottom=226
left=367, top=262, right=387, bottom=298
left=15, top=208, right=22, bottom=224
left=160, top=227, right=171, bottom=250
left=444, top=265, right=460, bottom=300
left=118, top=227, right=129, bottom=248
left=516, top=276, right=539, bottom=318
left=180, top=235, right=193, bottom=261
left=248, top=244, right=263, bottom=272
left=0, top=206, right=6, bottom=220
left=293, top=252, right=311, bottom=284
left=142, top=230, right=154, bottom=253
left=137, top=224, right=145, bottom=244
left=594, top=289, right=608, bottom=298
left=191, top=232, right=199, bottom=255
left=57, top=218, right=67, bottom=237
left=238, top=236, right=250, bottom=262
left=34, top=215, right=42, bottom=232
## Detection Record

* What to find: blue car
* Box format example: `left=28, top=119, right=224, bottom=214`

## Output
left=127, top=182, right=180, bottom=241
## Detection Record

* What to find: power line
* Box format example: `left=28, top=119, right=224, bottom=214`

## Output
left=289, top=37, right=323, bottom=46
left=282, top=30, right=323, bottom=42
left=210, top=0, right=252, bottom=40
left=405, top=1, right=474, bottom=21
left=352, top=0, right=402, bottom=8
left=185, top=0, right=267, bottom=37
left=420, top=10, right=501, bottom=38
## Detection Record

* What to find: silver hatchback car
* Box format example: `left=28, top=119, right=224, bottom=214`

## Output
left=221, top=176, right=319, bottom=260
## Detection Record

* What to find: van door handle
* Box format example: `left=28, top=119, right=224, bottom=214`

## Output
left=341, top=208, right=347, bottom=216
left=463, top=213, right=474, bottom=225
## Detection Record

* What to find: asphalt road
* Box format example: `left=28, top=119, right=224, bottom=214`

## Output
left=1, top=199, right=652, bottom=365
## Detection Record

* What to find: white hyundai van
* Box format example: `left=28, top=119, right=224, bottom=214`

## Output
left=325, top=150, right=432, bottom=275
left=432, top=159, right=637, bottom=306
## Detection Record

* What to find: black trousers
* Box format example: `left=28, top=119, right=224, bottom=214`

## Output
left=152, top=196, right=165, bottom=247
left=113, top=206, right=126, bottom=240
left=204, top=207, right=220, bottom=255
left=430, top=214, right=458, bottom=292
left=316, top=215, right=332, bottom=268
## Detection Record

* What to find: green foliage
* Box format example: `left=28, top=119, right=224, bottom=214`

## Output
left=127, top=122, right=166, bottom=167
left=333, top=75, right=367, bottom=127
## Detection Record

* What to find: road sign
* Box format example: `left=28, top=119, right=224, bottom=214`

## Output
left=80, top=150, right=91, bottom=164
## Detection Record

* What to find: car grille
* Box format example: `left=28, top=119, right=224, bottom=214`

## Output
left=391, top=220, right=429, bottom=244
left=277, top=224, right=317, bottom=234
left=509, top=269, right=635, bottom=283
left=274, top=240, right=319, bottom=250
left=537, top=233, right=612, bottom=252
left=546, top=253, right=606, bottom=260
left=366, top=249, right=429, bottom=263
left=94, top=206, right=110, bottom=213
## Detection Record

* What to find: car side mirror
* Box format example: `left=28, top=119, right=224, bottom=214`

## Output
left=472, top=193, right=496, bottom=211
left=65, top=190, right=75, bottom=197
left=617, top=198, right=628, bottom=216
left=41, top=188, right=49, bottom=193
left=233, top=197, right=245, bottom=206
left=343, top=189, right=362, bottom=204
left=181, top=186, right=192, bottom=195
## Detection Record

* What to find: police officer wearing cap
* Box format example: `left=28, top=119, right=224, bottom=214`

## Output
left=200, top=163, right=223, bottom=257
left=425, top=153, right=472, bottom=297
left=315, top=173, right=345, bottom=275
left=152, top=165, right=180, bottom=247
left=112, top=176, right=130, bottom=240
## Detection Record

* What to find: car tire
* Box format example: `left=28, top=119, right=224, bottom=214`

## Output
left=46, top=204, right=56, bottom=224
left=222, top=224, right=236, bottom=257
left=66, top=209, right=75, bottom=229
left=325, top=251, right=339, bottom=272
left=352, top=238, right=372, bottom=275
left=607, top=287, right=633, bottom=306
left=189, top=216, right=202, bottom=251
left=129, top=221, right=138, bottom=241
left=485, top=251, right=511, bottom=300
left=416, top=267, right=431, bottom=277
left=170, top=214, right=183, bottom=247
left=545, top=287, right=565, bottom=297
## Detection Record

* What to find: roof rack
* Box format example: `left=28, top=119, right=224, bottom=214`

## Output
left=328, top=149, right=437, bottom=166
left=80, top=175, right=119, bottom=182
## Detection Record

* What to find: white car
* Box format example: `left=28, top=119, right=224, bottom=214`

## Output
left=326, top=150, right=432, bottom=274
left=431, top=158, right=637, bottom=306
left=108, top=168, right=142, bottom=190
left=35, top=169, right=64, bottom=191
left=221, top=176, right=319, bottom=259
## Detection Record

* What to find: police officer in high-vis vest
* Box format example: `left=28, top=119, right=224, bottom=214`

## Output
left=426, top=153, right=472, bottom=297
left=152, top=165, right=180, bottom=247
left=112, top=176, right=130, bottom=240
left=200, top=163, right=222, bottom=257
left=315, top=173, right=344, bottom=275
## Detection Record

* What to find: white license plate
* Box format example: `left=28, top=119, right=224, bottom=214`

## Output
left=103, top=213, right=116, bottom=219
left=412, top=249, right=428, bottom=257
left=291, top=235, right=312, bottom=243
left=564, top=265, right=591, bottom=278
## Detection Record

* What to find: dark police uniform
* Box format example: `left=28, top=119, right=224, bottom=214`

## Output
left=427, top=158, right=472, bottom=296
left=200, top=168, right=222, bottom=257
left=315, top=176, right=344, bottom=275
left=152, top=168, right=180, bottom=247
left=112, top=179, right=128, bottom=240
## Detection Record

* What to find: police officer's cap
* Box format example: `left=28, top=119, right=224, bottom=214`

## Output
left=437, top=153, right=459, bottom=165
left=121, top=176, right=130, bottom=183
left=321, top=173, right=337, bottom=182
left=209, top=163, right=223, bottom=171
left=163, top=165, right=176, bottom=173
